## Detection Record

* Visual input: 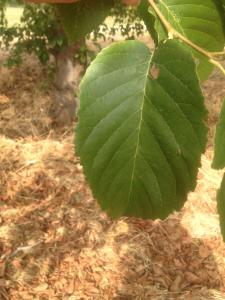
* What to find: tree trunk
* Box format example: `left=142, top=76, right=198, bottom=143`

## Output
left=49, top=41, right=84, bottom=127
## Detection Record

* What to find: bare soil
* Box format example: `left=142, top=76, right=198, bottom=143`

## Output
left=1, top=50, right=225, bottom=300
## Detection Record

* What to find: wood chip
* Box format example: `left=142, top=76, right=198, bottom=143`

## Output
left=34, top=283, right=48, bottom=292
left=199, top=245, right=210, bottom=259
left=185, top=271, right=201, bottom=284
left=170, top=275, right=183, bottom=292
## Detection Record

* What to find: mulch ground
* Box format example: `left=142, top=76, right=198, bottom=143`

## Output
left=1, top=52, right=225, bottom=300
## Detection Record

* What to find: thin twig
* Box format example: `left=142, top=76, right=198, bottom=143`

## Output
left=210, top=59, right=225, bottom=76
left=148, top=0, right=225, bottom=75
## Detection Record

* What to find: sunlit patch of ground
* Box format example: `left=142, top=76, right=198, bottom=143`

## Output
left=1, top=53, right=225, bottom=300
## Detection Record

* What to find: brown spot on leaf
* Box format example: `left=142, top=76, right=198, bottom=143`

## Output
left=150, top=64, right=160, bottom=80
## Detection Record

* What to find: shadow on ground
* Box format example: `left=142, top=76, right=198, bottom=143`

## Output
left=0, top=139, right=225, bottom=299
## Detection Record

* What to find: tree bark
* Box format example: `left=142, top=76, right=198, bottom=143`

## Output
left=49, top=41, right=84, bottom=127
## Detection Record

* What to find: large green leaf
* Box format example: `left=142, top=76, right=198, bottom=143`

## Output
left=217, top=173, right=225, bottom=241
left=56, top=0, right=115, bottom=43
left=212, top=100, right=225, bottom=169
left=152, top=0, right=225, bottom=80
left=76, top=39, right=208, bottom=219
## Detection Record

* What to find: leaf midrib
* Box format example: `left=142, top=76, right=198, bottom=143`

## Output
left=126, top=51, right=153, bottom=210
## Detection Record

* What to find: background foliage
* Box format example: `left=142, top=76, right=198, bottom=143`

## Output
left=0, top=0, right=147, bottom=67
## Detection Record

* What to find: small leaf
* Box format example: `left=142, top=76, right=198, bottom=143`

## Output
left=212, top=100, right=225, bottom=169
left=56, top=0, right=115, bottom=43
left=76, top=39, right=208, bottom=219
left=217, top=173, right=225, bottom=241
left=152, top=0, right=225, bottom=80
